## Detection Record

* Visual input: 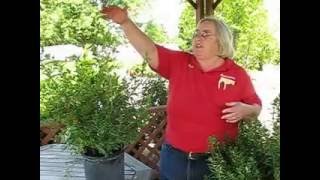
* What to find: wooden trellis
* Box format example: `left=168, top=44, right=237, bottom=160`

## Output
left=40, top=122, right=64, bottom=146
left=125, top=105, right=167, bottom=175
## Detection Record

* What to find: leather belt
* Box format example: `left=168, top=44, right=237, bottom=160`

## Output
left=165, top=143, right=211, bottom=160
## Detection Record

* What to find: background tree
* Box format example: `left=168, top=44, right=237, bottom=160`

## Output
left=40, top=0, right=119, bottom=48
left=177, top=0, right=280, bottom=70
left=144, top=20, right=168, bottom=44
left=40, top=0, right=169, bottom=64
left=176, top=3, right=195, bottom=51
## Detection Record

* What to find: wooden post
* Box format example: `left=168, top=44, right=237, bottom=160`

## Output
left=187, top=0, right=223, bottom=24
left=205, top=0, right=213, bottom=16
left=196, top=0, right=204, bottom=24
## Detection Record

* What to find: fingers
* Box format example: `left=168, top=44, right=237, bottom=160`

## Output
left=100, top=13, right=110, bottom=19
left=226, top=117, right=241, bottom=123
left=221, top=112, right=236, bottom=120
left=222, top=112, right=241, bottom=123
left=100, top=7, right=112, bottom=19
left=222, top=102, right=240, bottom=113
left=100, top=6, right=118, bottom=17
left=221, top=102, right=243, bottom=123
left=100, top=6, right=128, bottom=24
left=225, top=102, right=238, bottom=107
left=101, top=6, right=125, bottom=14
left=222, top=107, right=233, bottom=114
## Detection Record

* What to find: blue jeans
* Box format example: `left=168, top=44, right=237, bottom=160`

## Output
left=160, top=142, right=210, bottom=180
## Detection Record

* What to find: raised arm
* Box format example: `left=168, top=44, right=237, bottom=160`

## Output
left=101, top=6, right=159, bottom=69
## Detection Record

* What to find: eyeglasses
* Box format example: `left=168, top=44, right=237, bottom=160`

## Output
left=192, top=31, right=215, bottom=39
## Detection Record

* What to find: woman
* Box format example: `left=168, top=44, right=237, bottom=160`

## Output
left=101, top=6, right=262, bottom=180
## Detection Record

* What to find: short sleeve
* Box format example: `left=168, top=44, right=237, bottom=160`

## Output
left=240, top=71, right=262, bottom=106
left=149, top=44, right=186, bottom=80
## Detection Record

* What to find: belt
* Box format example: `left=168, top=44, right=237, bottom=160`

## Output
left=165, top=143, right=211, bottom=160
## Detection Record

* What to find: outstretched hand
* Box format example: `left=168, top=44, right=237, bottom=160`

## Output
left=221, top=102, right=254, bottom=123
left=100, top=6, right=129, bottom=25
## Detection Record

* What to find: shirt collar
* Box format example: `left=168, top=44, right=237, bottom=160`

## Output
left=189, top=56, right=234, bottom=73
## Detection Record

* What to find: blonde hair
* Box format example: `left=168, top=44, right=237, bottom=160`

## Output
left=198, top=17, right=235, bottom=58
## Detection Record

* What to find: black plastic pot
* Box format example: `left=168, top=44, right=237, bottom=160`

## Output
left=83, top=152, right=124, bottom=180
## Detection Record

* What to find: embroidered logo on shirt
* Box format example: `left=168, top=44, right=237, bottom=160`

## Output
left=218, top=74, right=236, bottom=90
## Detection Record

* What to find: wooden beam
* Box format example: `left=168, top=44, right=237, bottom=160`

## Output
left=186, top=0, right=197, bottom=9
left=212, top=0, right=222, bottom=11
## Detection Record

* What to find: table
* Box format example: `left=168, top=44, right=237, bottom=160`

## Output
left=40, top=144, right=152, bottom=180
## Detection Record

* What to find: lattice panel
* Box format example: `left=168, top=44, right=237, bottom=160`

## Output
left=40, top=123, right=64, bottom=146
left=125, top=105, right=167, bottom=174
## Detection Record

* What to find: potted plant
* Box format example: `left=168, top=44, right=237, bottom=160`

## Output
left=40, top=50, right=150, bottom=180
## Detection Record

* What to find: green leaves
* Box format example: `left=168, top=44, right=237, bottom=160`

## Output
left=40, top=0, right=119, bottom=48
left=128, top=60, right=168, bottom=107
left=208, top=95, right=280, bottom=180
left=40, top=54, right=149, bottom=157
left=177, top=3, right=195, bottom=51
left=177, top=0, right=280, bottom=70
left=215, top=0, right=279, bottom=70
left=144, top=20, right=169, bottom=44
left=40, top=0, right=165, bottom=157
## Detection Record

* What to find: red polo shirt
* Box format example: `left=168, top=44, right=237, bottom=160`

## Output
left=152, top=44, right=262, bottom=153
